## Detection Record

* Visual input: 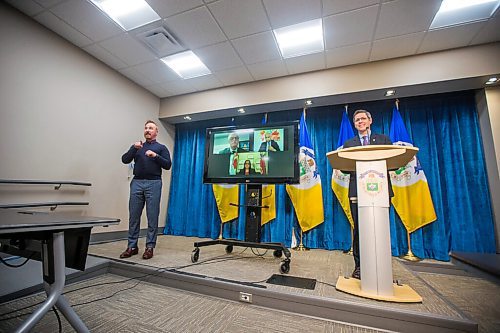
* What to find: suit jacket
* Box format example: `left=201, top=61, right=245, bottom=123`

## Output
left=342, top=133, right=394, bottom=198
left=218, top=147, right=247, bottom=154
left=258, top=140, right=280, bottom=152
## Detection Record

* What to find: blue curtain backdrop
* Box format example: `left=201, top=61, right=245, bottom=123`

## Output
left=165, top=91, right=496, bottom=261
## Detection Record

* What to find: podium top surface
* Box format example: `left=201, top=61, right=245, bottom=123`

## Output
left=326, top=145, right=419, bottom=171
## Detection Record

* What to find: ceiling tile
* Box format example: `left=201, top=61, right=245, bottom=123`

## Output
left=99, top=33, right=157, bottom=66
left=131, top=60, right=180, bottom=84
left=247, top=59, right=288, bottom=80
left=194, top=41, right=243, bottom=71
left=263, top=0, right=322, bottom=29
left=231, top=31, right=281, bottom=65
left=285, top=52, right=326, bottom=75
left=209, top=0, right=270, bottom=39
left=470, top=17, right=500, bottom=45
left=419, top=22, right=485, bottom=54
left=375, top=0, right=442, bottom=39
left=370, top=32, right=425, bottom=61
left=144, top=84, right=172, bottom=98
left=324, top=5, right=379, bottom=48
left=33, top=0, right=65, bottom=8
left=161, top=80, right=197, bottom=95
left=82, top=44, right=128, bottom=69
left=326, top=42, right=371, bottom=68
left=322, top=0, right=379, bottom=16
left=214, top=66, right=254, bottom=86
left=146, top=0, right=203, bottom=18
left=5, top=0, right=44, bottom=16
left=50, top=0, right=123, bottom=42
left=34, top=11, right=93, bottom=47
left=186, top=74, right=223, bottom=90
left=164, top=6, right=226, bottom=49
left=119, top=67, right=155, bottom=87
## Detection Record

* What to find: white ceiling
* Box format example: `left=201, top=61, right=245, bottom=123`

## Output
left=6, top=0, right=500, bottom=99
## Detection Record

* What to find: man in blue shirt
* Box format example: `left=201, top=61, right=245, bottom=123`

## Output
left=120, top=120, right=171, bottom=260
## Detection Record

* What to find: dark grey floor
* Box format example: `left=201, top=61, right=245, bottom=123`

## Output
left=1, top=235, right=499, bottom=332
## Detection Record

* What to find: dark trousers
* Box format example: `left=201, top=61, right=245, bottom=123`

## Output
left=350, top=200, right=360, bottom=268
left=128, top=179, right=162, bottom=249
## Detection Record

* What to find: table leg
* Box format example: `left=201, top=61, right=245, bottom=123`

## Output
left=15, top=231, right=89, bottom=333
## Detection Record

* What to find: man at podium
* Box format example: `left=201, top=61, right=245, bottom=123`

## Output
left=343, top=109, right=393, bottom=279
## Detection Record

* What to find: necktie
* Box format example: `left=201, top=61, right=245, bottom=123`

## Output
left=362, top=136, right=369, bottom=146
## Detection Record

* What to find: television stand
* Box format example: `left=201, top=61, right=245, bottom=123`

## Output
left=191, top=184, right=292, bottom=274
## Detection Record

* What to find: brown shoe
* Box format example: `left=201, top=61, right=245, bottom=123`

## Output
left=142, top=248, right=154, bottom=260
left=351, top=267, right=361, bottom=279
left=120, top=247, right=138, bottom=259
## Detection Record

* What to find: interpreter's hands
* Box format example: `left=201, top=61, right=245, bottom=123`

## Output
left=134, top=141, right=143, bottom=149
left=145, top=150, right=157, bottom=158
left=269, top=146, right=276, bottom=152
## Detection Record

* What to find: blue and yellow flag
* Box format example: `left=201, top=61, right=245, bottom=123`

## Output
left=331, top=107, right=355, bottom=227
left=212, top=184, right=239, bottom=223
left=389, top=104, right=437, bottom=233
left=286, top=110, right=324, bottom=232
left=261, top=184, right=276, bottom=225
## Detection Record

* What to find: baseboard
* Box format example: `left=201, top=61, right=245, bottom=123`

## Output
left=90, top=227, right=165, bottom=244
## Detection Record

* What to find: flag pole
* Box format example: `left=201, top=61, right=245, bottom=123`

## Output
left=218, top=222, right=223, bottom=240
left=294, top=229, right=309, bottom=251
left=401, top=231, right=421, bottom=261
left=349, top=227, right=353, bottom=254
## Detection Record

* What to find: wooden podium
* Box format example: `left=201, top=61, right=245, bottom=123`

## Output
left=327, top=145, right=422, bottom=303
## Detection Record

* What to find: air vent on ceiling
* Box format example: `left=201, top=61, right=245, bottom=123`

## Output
left=137, top=27, right=184, bottom=57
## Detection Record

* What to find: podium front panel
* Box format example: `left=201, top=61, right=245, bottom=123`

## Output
left=356, top=160, right=389, bottom=208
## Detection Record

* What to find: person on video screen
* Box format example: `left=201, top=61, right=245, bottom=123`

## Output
left=238, top=159, right=257, bottom=176
left=219, top=132, right=248, bottom=154
left=258, top=132, right=280, bottom=152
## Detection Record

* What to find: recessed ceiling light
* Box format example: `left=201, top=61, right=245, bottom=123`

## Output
left=385, top=90, right=396, bottom=97
left=487, top=77, right=498, bottom=82
left=305, top=100, right=313, bottom=106
left=89, top=0, right=161, bottom=31
left=273, top=19, right=324, bottom=59
left=161, top=51, right=211, bottom=79
left=183, top=116, right=192, bottom=120
left=430, top=0, right=500, bottom=30
left=237, top=108, right=245, bottom=114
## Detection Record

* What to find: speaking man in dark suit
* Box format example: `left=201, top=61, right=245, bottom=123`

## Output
left=219, top=132, right=248, bottom=154
left=343, top=109, right=393, bottom=279
left=258, top=132, right=280, bottom=152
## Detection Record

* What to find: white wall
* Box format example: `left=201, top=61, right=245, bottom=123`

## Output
left=0, top=3, right=174, bottom=235
left=482, top=87, right=500, bottom=251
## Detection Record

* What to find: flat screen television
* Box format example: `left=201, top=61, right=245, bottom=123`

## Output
left=203, top=121, right=300, bottom=184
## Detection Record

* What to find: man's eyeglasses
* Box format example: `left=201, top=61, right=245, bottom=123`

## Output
left=354, top=116, right=369, bottom=122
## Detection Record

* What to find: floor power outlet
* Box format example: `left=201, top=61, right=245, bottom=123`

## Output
left=239, top=292, right=252, bottom=303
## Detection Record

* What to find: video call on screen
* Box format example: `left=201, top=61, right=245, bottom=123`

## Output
left=206, top=126, right=295, bottom=179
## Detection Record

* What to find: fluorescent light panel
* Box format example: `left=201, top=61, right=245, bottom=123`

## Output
left=161, top=51, right=211, bottom=79
left=430, top=0, right=500, bottom=29
left=90, top=0, right=160, bottom=31
left=273, top=19, right=324, bottom=59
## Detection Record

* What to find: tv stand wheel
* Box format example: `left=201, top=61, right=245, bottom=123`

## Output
left=191, top=248, right=200, bottom=263
left=279, top=259, right=290, bottom=274
left=225, top=245, right=233, bottom=254
left=273, top=249, right=283, bottom=258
